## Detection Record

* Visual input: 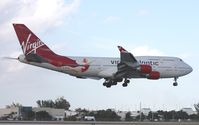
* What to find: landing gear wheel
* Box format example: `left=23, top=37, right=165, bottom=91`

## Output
left=112, top=81, right=117, bottom=85
left=173, top=77, right=178, bottom=86
left=122, top=79, right=130, bottom=87
left=126, top=80, right=130, bottom=83
left=122, top=83, right=128, bottom=87
left=103, top=82, right=107, bottom=86
left=173, top=82, right=178, bottom=86
left=106, top=84, right=111, bottom=88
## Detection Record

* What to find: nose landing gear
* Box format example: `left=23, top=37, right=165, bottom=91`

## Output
left=173, top=77, right=178, bottom=86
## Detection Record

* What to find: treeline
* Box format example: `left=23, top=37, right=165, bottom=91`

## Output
left=67, top=108, right=199, bottom=122
left=36, top=96, right=70, bottom=110
left=4, top=98, right=199, bottom=121
left=74, top=108, right=121, bottom=121
left=126, top=110, right=199, bottom=121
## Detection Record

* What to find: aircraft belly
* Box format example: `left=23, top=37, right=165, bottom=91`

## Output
left=173, top=68, right=190, bottom=77
left=26, top=62, right=60, bottom=72
left=27, top=61, right=104, bottom=79
left=158, top=67, right=177, bottom=78
left=98, top=67, right=117, bottom=78
left=63, top=65, right=102, bottom=78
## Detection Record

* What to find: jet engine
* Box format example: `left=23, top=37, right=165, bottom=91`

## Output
left=147, top=71, right=160, bottom=79
left=138, top=65, right=152, bottom=74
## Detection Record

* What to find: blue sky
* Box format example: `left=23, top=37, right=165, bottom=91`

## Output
left=0, top=0, right=198, bottom=111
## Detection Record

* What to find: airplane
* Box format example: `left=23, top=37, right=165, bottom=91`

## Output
left=12, top=23, right=193, bottom=88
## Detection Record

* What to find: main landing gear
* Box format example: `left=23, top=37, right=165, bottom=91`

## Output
left=103, top=79, right=117, bottom=88
left=173, top=77, right=178, bottom=86
left=122, top=78, right=130, bottom=87
left=103, top=78, right=130, bottom=88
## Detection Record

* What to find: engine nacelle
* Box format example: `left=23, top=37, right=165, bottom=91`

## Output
left=138, top=65, right=152, bottom=74
left=147, top=71, right=160, bottom=80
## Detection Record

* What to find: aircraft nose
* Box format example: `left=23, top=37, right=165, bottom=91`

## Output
left=186, top=64, right=193, bottom=74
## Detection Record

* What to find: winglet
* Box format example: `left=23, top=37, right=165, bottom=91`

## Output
left=117, top=46, right=128, bottom=53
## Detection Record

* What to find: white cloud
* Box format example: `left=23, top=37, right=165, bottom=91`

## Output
left=132, top=46, right=164, bottom=56
left=104, top=16, right=120, bottom=23
left=0, top=0, right=14, bottom=13
left=0, top=0, right=80, bottom=44
left=12, top=0, right=80, bottom=30
left=0, top=0, right=81, bottom=73
left=0, top=0, right=82, bottom=106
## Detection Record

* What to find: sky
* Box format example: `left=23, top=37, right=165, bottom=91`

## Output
left=0, top=0, right=199, bottom=111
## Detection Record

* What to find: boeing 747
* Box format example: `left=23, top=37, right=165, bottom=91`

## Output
left=12, top=24, right=193, bottom=88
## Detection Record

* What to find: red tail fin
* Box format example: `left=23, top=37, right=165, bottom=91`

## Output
left=13, top=24, right=55, bottom=56
left=13, top=23, right=78, bottom=67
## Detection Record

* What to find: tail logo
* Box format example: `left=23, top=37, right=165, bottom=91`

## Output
left=81, top=58, right=89, bottom=72
left=21, top=33, right=44, bottom=55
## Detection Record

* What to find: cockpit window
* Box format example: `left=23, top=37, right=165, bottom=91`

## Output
left=180, top=59, right=183, bottom=61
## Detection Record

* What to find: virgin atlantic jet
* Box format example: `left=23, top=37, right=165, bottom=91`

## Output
left=12, top=24, right=192, bottom=88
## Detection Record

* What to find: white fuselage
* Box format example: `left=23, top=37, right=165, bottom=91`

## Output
left=18, top=55, right=192, bottom=80
left=12, top=24, right=193, bottom=87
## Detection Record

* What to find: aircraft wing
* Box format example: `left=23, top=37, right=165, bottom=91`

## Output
left=114, top=46, right=140, bottom=78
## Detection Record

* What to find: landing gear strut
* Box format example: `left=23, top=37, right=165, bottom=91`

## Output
left=122, top=78, right=130, bottom=87
left=173, top=77, right=178, bottom=86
